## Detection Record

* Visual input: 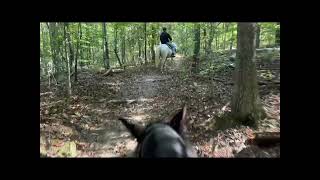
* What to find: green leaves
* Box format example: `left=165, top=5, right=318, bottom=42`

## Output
left=40, top=22, right=279, bottom=76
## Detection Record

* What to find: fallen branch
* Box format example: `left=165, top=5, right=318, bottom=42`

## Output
left=257, top=68, right=280, bottom=70
left=108, top=99, right=137, bottom=104
left=246, top=132, right=280, bottom=147
left=107, top=98, right=154, bottom=105
left=103, top=68, right=112, bottom=76
left=258, top=81, right=280, bottom=85
left=40, top=92, right=54, bottom=96
left=41, top=100, right=63, bottom=107
left=136, top=78, right=167, bottom=83
left=212, top=78, right=227, bottom=83
left=112, top=69, right=125, bottom=73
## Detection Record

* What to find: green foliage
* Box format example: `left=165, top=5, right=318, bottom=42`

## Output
left=40, top=22, right=279, bottom=78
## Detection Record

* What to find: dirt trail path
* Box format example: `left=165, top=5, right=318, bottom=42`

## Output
left=40, top=53, right=280, bottom=157
left=94, top=54, right=193, bottom=156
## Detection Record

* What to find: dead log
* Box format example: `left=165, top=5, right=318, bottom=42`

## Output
left=212, top=78, right=280, bottom=86
left=245, top=132, right=280, bottom=147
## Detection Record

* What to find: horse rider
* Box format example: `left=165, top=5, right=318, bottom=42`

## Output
left=160, top=27, right=176, bottom=57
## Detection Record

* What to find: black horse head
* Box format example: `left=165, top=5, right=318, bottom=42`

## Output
left=119, top=105, right=197, bottom=158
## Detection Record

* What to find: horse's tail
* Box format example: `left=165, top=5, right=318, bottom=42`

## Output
left=155, top=45, right=160, bottom=68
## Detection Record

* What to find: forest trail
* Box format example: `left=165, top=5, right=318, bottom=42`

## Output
left=90, top=54, right=188, bottom=157
left=41, top=22, right=280, bottom=158
left=41, top=54, right=201, bottom=157
left=40, top=53, right=280, bottom=157
left=91, top=54, right=204, bottom=157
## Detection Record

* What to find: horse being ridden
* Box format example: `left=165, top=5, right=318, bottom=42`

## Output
left=155, top=43, right=177, bottom=72
left=155, top=27, right=177, bottom=72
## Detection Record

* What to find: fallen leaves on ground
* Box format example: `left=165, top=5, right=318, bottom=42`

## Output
left=40, top=53, right=280, bottom=158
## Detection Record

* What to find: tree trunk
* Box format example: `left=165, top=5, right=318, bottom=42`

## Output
left=223, top=23, right=229, bottom=50
left=114, top=25, right=122, bottom=67
left=92, top=47, right=95, bottom=63
left=193, top=23, right=201, bottom=73
left=64, top=24, right=72, bottom=96
left=229, top=25, right=234, bottom=51
left=207, top=23, right=216, bottom=55
left=256, top=24, right=261, bottom=48
left=275, top=22, right=280, bottom=46
left=88, top=44, right=91, bottom=66
left=215, top=32, right=218, bottom=50
left=151, top=24, right=156, bottom=63
left=41, top=24, right=48, bottom=76
left=231, top=23, right=265, bottom=126
left=102, top=23, right=110, bottom=70
left=203, top=24, right=207, bottom=56
left=138, top=35, right=142, bottom=65
left=144, top=22, right=147, bottom=64
left=47, top=23, right=59, bottom=75
left=41, top=24, right=46, bottom=59
left=65, top=23, right=74, bottom=70
left=74, top=23, right=82, bottom=82
left=138, top=41, right=141, bottom=58
left=121, top=28, right=126, bottom=65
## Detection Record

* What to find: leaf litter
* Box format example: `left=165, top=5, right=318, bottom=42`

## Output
left=40, top=53, right=280, bottom=157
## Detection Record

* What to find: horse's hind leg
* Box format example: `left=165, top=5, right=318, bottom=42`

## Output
left=162, top=57, right=168, bottom=73
left=160, top=58, right=164, bottom=73
left=159, top=56, right=163, bottom=72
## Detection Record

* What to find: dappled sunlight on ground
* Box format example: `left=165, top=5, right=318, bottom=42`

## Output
left=41, top=52, right=280, bottom=157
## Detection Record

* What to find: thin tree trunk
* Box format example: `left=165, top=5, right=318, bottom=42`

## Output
left=64, top=23, right=72, bottom=96
left=74, top=23, right=82, bottom=82
left=138, top=41, right=141, bottom=58
left=256, top=24, right=261, bottom=48
left=121, top=29, right=126, bottom=65
left=41, top=24, right=46, bottom=59
left=231, top=23, right=265, bottom=126
left=151, top=24, right=156, bottom=63
left=65, top=23, right=74, bottom=69
left=41, top=24, right=48, bottom=78
left=275, top=22, right=280, bottom=46
left=193, top=23, right=201, bottom=73
left=102, top=23, right=110, bottom=70
left=114, top=25, right=122, bottom=67
left=207, top=23, right=215, bottom=55
left=230, top=25, right=234, bottom=51
left=92, top=47, right=95, bottom=63
left=215, top=33, right=218, bottom=50
left=47, top=23, right=59, bottom=75
left=144, top=22, right=147, bottom=64
left=87, top=44, right=90, bottom=67
left=223, top=23, right=229, bottom=50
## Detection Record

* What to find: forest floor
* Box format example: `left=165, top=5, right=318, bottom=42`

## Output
left=40, top=52, right=280, bottom=158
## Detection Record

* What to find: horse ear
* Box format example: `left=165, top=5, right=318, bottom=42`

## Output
left=119, top=117, right=144, bottom=141
left=167, top=105, right=188, bottom=135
